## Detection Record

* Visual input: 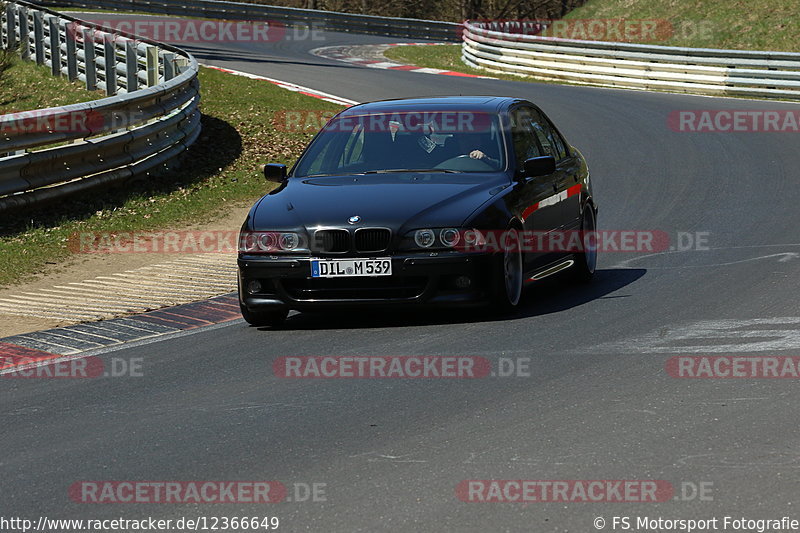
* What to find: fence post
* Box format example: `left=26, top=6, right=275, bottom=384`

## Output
left=48, top=16, right=60, bottom=76
left=162, top=51, right=175, bottom=80
left=5, top=4, right=16, bottom=50
left=65, top=21, right=78, bottom=81
left=125, top=39, right=137, bottom=92
left=103, top=36, right=116, bottom=95
left=33, top=11, right=44, bottom=64
left=18, top=7, right=29, bottom=59
left=146, top=45, right=158, bottom=86
left=82, top=27, right=97, bottom=90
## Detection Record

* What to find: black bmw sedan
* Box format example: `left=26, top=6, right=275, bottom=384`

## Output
left=237, top=96, right=597, bottom=326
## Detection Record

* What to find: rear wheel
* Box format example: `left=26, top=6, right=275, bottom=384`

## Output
left=240, top=304, right=289, bottom=327
left=569, top=205, right=597, bottom=283
left=490, top=227, right=524, bottom=313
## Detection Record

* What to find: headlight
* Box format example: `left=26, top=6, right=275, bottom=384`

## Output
left=241, top=232, right=259, bottom=253
left=440, top=228, right=460, bottom=247
left=404, top=228, right=476, bottom=250
left=463, top=229, right=486, bottom=246
left=258, top=232, right=278, bottom=250
left=279, top=232, right=300, bottom=250
left=239, top=231, right=306, bottom=253
left=414, top=229, right=436, bottom=248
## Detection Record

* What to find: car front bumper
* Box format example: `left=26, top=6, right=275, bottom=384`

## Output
left=238, top=251, right=494, bottom=311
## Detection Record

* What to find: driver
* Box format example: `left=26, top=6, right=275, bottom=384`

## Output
left=456, top=134, right=500, bottom=167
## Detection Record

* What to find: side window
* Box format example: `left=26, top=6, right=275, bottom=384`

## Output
left=519, top=107, right=569, bottom=162
left=544, top=117, right=569, bottom=161
left=531, top=121, right=555, bottom=158
left=510, top=108, right=541, bottom=169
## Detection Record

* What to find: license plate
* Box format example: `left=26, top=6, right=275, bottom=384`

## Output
left=311, top=258, right=392, bottom=278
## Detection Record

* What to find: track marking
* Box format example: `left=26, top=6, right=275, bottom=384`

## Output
left=311, top=43, right=493, bottom=79
left=0, top=295, right=241, bottom=363
left=614, top=245, right=800, bottom=269
left=0, top=255, right=235, bottom=323
left=598, top=317, right=800, bottom=354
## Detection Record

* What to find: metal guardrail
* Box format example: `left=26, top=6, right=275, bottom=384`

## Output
left=0, top=0, right=200, bottom=211
left=34, top=0, right=462, bottom=42
left=462, top=22, right=800, bottom=99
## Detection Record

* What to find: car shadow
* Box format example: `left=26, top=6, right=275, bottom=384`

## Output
left=264, top=268, right=647, bottom=331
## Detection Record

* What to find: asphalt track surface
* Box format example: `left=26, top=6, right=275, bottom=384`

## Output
left=3, top=15, right=800, bottom=532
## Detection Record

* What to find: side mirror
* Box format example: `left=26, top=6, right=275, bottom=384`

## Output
left=264, top=163, right=287, bottom=183
left=522, top=156, right=556, bottom=178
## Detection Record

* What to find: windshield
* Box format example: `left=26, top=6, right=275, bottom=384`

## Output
left=292, top=110, right=506, bottom=177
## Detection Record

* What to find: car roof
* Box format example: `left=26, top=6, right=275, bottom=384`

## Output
left=339, top=96, right=526, bottom=115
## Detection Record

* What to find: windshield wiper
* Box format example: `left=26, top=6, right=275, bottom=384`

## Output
left=303, top=169, right=460, bottom=177
left=363, top=169, right=460, bottom=174
left=304, top=172, right=367, bottom=177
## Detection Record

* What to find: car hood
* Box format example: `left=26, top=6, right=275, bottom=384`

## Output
left=250, top=173, right=510, bottom=232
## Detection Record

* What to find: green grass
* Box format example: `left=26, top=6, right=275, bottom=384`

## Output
left=561, top=0, right=800, bottom=52
left=0, top=54, right=102, bottom=112
left=386, top=1, right=800, bottom=82
left=0, top=63, right=342, bottom=287
left=386, top=45, right=479, bottom=75
left=383, top=44, right=538, bottom=83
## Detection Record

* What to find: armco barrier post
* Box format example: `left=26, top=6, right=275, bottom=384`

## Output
left=65, top=20, right=77, bottom=81
left=146, top=46, right=157, bottom=86
left=103, top=36, right=116, bottom=95
left=18, top=7, right=29, bottom=59
left=83, top=27, right=97, bottom=90
left=48, top=16, right=59, bottom=75
left=5, top=4, right=16, bottom=49
left=162, top=51, right=175, bottom=80
left=125, top=39, right=137, bottom=92
left=32, top=9, right=43, bottom=64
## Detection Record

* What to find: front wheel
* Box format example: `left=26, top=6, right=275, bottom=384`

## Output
left=569, top=205, right=597, bottom=283
left=490, top=227, right=524, bottom=313
left=240, top=304, right=289, bottom=327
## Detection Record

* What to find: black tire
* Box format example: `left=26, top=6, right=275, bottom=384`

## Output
left=240, top=304, right=289, bottom=327
left=569, top=205, right=597, bottom=283
left=490, top=227, right=524, bottom=313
